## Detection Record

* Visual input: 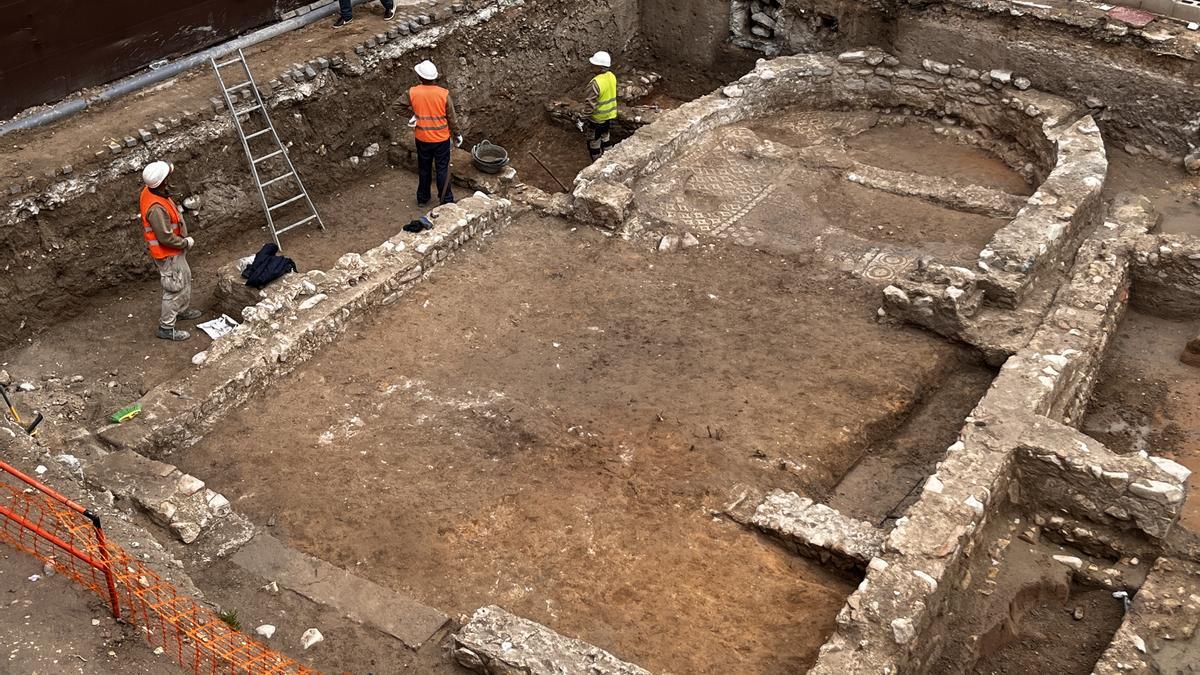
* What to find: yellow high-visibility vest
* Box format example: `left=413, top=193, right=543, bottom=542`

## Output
left=591, top=71, right=618, bottom=122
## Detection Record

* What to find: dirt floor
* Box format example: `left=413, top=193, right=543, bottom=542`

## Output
left=930, top=510, right=1126, bottom=675
left=176, top=212, right=986, bottom=673
left=634, top=110, right=1027, bottom=271
left=0, top=550, right=174, bottom=674
left=1082, top=308, right=1200, bottom=533
left=0, top=167, right=434, bottom=443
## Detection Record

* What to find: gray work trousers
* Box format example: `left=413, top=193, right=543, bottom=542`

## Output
left=155, top=253, right=192, bottom=330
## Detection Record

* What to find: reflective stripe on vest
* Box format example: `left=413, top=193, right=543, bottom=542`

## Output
left=410, top=85, right=451, bottom=143
left=139, top=187, right=184, bottom=260
left=591, top=71, right=618, bottom=122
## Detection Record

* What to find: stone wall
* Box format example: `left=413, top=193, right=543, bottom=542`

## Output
left=574, top=50, right=1097, bottom=314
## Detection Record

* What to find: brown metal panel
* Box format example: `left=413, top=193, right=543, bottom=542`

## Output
left=0, top=0, right=298, bottom=120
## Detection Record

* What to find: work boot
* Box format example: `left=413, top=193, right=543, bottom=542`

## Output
left=156, top=327, right=191, bottom=341
left=178, top=309, right=203, bottom=321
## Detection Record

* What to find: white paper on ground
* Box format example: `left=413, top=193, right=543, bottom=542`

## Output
left=197, top=314, right=240, bottom=340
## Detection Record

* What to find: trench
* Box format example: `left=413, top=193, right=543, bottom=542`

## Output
left=1082, top=308, right=1200, bottom=534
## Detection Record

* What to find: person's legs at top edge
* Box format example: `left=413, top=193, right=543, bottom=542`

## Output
left=381, top=0, right=396, bottom=19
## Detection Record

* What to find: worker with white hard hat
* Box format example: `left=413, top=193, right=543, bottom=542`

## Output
left=394, top=59, right=464, bottom=206
left=139, top=160, right=201, bottom=341
left=583, top=51, right=619, bottom=160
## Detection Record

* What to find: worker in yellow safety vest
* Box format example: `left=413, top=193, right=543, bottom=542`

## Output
left=583, top=51, right=618, bottom=160
left=139, top=160, right=202, bottom=341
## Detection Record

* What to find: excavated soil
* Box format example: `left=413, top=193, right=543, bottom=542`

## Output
left=1083, top=308, right=1200, bottom=533
left=178, top=213, right=986, bottom=673
left=0, top=168, right=431, bottom=443
left=930, top=511, right=1126, bottom=675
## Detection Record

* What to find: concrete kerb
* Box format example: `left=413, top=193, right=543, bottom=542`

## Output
left=98, top=193, right=512, bottom=460
left=453, top=605, right=651, bottom=675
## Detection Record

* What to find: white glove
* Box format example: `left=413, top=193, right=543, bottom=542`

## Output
left=455, top=135, right=464, bottom=148
left=184, top=237, right=195, bottom=249
left=407, top=115, right=418, bottom=128
left=575, top=120, right=585, bottom=132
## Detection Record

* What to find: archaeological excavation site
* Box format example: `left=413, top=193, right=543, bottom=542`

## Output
left=2, top=0, right=1200, bottom=672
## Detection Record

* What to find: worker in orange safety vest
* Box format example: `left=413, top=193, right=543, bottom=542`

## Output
left=139, top=161, right=202, bottom=341
left=396, top=60, right=464, bottom=206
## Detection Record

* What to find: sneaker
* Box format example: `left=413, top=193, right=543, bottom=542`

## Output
left=156, top=327, right=191, bottom=341
left=177, top=309, right=203, bottom=321
left=384, top=7, right=397, bottom=20
left=332, top=16, right=352, bottom=28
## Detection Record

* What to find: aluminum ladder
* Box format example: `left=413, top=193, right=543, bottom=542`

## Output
left=210, top=49, right=324, bottom=249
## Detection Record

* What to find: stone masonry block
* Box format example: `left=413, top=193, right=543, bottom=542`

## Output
left=454, top=606, right=650, bottom=674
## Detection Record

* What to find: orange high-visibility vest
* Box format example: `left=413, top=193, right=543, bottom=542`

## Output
left=139, top=187, right=184, bottom=260
left=410, top=84, right=451, bottom=143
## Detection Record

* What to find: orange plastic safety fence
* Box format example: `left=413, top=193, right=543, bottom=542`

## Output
left=0, top=468, right=319, bottom=674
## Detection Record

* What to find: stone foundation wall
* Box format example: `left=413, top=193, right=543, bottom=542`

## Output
left=736, top=0, right=1200, bottom=158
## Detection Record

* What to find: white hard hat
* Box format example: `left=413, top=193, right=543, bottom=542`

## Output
left=142, top=161, right=172, bottom=189
left=414, top=60, right=439, bottom=80
left=589, top=51, right=611, bottom=68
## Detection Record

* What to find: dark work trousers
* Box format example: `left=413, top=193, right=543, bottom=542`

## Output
left=416, top=139, right=455, bottom=205
left=340, top=0, right=394, bottom=20
left=587, top=120, right=614, bottom=160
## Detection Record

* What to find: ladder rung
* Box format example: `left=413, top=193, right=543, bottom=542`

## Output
left=225, top=81, right=252, bottom=93
left=215, top=57, right=243, bottom=68
left=269, top=194, right=306, bottom=211
left=246, top=128, right=272, bottom=140
left=234, top=104, right=262, bottom=116
left=262, top=171, right=295, bottom=187
left=276, top=215, right=318, bottom=234
left=253, top=150, right=283, bottom=164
